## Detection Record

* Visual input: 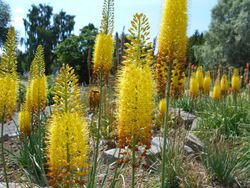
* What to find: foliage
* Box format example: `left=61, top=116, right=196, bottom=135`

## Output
left=0, top=0, right=11, bottom=46
left=55, top=23, right=98, bottom=83
left=201, top=139, right=246, bottom=186
left=17, top=81, right=27, bottom=110
left=195, top=0, right=250, bottom=67
left=187, top=30, right=205, bottom=65
left=17, top=120, right=48, bottom=186
left=23, top=4, right=75, bottom=74
left=195, top=96, right=250, bottom=139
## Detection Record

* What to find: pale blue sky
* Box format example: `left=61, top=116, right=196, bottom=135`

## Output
left=8, top=0, right=217, bottom=42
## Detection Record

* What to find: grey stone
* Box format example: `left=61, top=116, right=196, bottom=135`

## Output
left=147, top=144, right=162, bottom=156
left=45, top=106, right=52, bottom=116
left=191, top=117, right=201, bottom=131
left=169, top=107, right=183, bottom=114
left=180, top=111, right=196, bottom=128
left=151, top=136, right=164, bottom=148
left=142, top=137, right=167, bottom=157
left=183, top=145, right=194, bottom=155
left=0, top=113, right=19, bottom=138
left=102, top=148, right=126, bottom=165
left=185, top=133, right=204, bottom=153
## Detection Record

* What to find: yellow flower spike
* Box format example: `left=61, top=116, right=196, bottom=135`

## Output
left=0, top=27, right=18, bottom=121
left=29, top=45, right=45, bottom=78
left=196, top=66, right=204, bottom=90
left=47, top=64, right=89, bottom=186
left=189, top=73, right=199, bottom=98
left=157, top=0, right=188, bottom=96
left=203, top=71, right=211, bottom=95
left=117, top=63, right=154, bottom=148
left=93, top=33, right=114, bottom=77
left=156, top=61, right=167, bottom=97
left=232, top=68, right=241, bottom=93
left=25, top=45, right=47, bottom=113
left=0, top=27, right=17, bottom=77
left=19, top=106, right=31, bottom=137
left=29, top=75, right=47, bottom=112
left=47, top=112, right=89, bottom=186
left=0, top=76, right=18, bottom=121
left=117, top=13, right=155, bottom=149
left=53, top=64, right=82, bottom=114
left=212, top=79, right=221, bottom=100
left=93, top=0, right=114, bottom=78
left=220, top=74, right=229, bottom=95
left=159, top=98, right=166, bottom=116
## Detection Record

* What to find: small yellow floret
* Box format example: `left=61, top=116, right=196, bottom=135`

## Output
left=212, top=79, right=221, bottom=100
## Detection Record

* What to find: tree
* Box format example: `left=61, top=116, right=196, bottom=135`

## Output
left=0, top=0, right=11, bottom=46
left=55, top=23, right=98, bottom=84
left=187, top=30, right=205, bottom=65
left=23, top=4, right=75, bottom=73
left=195, top=0, right=250, bottom=67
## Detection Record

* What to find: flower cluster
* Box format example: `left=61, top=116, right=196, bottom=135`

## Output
left=117, top=13, right=155, bottom=149
left=0, top=27, right=18, bottom=121
left=47, top=64, right=89, bottom=186
left=156, top=0, right=187, bottom=97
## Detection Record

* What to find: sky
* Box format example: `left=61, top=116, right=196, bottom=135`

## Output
left=7, top=0, right=217, bottom=46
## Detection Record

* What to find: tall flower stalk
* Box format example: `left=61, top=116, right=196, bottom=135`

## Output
left=26, top=45, right=47, bottom=111
left=90, top=0, right=114, bottom=187
left=157, top=0, right=188, bottom=187
left=47, top=64, right=89, bottom=186
left=156, top=0, right=187, bottom=97
left=117, top=13, right=155, bottom=188
left=0, top=27, right=18, bottom=188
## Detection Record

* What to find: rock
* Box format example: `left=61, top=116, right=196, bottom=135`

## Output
left=180, top=111, right=196, bottom=129
left=147, top=144, right=162, bottom=156
left=185, top=133, right=204, bottom=153
left=151, top=136, right=164, bottom=148
left=169, top=108, right=196, bottom=129
left=45, top=106, right=52, bottom=116
left=183, top=145, right=194, bottom=155
left=0, top=113, right=19, bottom=138
left=169, top=108, right=183, bottom=114
left=139, top=137, right=166, bottom=157
left=102, top=148, right=127, bottom=165
left=191, top=117, right=201, bottom=131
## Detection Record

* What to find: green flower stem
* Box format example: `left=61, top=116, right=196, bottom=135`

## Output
left=161, top=67, right=171, bottom=188
left=132, top=135, right=136, bottom=188
left=1, top=110, right=9, bottom=188
left=91, top=73, right=103, bottom=188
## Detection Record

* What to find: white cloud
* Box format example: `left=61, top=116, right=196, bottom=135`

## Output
left=14, top=7, right=25, bottom=15
left=12, top=15, right=24, bottom=28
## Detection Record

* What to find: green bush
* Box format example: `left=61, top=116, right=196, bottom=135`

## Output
left=201, top=139, right=246, bottom=186
left=195, top=95, right=250, bottom=139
